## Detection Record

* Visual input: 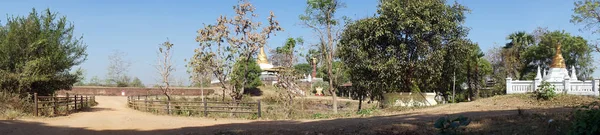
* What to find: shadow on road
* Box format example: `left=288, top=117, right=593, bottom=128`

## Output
left=81, top=107, right=116, bottom=112
left=0, top=107, right=573, bottom=135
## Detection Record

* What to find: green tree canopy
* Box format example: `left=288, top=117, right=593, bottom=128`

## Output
left=0, top=8, right=87, bottom=96
left=130, top=77, right=144, bottom=88
left=294, top=63, right=312, bottom=76
left=339, top=0, right=469, bottom=99
left=230, top=58, right=262, bottom=90
left=520, top=30, right=594, bottom=80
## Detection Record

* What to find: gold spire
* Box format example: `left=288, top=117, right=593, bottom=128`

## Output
left=550, top=42, right=566, bottom=68
left=257, top=46, right=269, bottom=64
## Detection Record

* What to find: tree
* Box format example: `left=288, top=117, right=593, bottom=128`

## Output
left=230, top=58, right=262, bottom=90
left=484, top=46, right=508, bottom=96
left=130, top=77, right=144, bottom=88
left=464, top=43, right=490, bottom=101
left=338, top=0, right=470, bottom=106
left=294, top=63, right=312, bottom=75
left=274, top=37, right=306, bottom=118
left=522, top=30, right=594, bottom=80
left=74, top=68, right=87, bottom=86
left=88, top=76, right=103, bottom=86
left=107, top=50, right=131, bottom=87
left=502, top=32, right=534, bottom=80
left=300, top=0, right=347, bottom=113
left=0, top=8, right=87, bottom=96
left=156, top=40, right=175, bottom=101
left=572, top=0, right=600, bottom=52
left=190, top=0, right=282, bottom=101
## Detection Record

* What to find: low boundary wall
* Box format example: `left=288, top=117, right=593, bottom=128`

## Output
left=57, top=86, right=215, bottom=96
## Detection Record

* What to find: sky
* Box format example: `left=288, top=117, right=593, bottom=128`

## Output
left=0, top=0, right=598, bottom=86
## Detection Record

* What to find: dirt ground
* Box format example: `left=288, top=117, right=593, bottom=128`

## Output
left=0, top=95, right=595, bottom=135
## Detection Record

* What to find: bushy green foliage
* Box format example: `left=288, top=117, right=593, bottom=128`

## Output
left=312, top=81, right=329, bottom=95
left=568, top=102, right=600, bottom=135
left=294, top=63, right=312, bottom=75
left=0, top=8, right=87, bottom=96
left=535, top=81, right=556, bottom=100
left=311, top=113, right=329, bottom=119
left=130, top=77, right=144, bottom=88
left=356, top=107, right=376, bottom=117
left=230, top=58, right=262, bottom=90
left=337, top=0, right=482, bottom=103
left=434, top=115, right=471, bottom=135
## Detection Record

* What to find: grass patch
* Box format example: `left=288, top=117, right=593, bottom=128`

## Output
left=0, top=92, right=32, bottom=119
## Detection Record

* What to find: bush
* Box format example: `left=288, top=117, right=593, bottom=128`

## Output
left=0, top=92, right=32, bottom=119
left=356, top=107, right=376, bottom=117
left=312, top=81, right=329, bottom=96
left=312, top=113, right=329, bottom=119
left=434, top=115, right=471, bottom=135
left=535, top=81, right=556, bottom=100
left=568, top=102, right=600, bottom=135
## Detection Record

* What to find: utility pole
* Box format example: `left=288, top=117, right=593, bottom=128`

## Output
left=453, top=71, right=456, bottom=103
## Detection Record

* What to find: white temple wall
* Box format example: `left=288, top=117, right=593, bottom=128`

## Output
left=506, top=78, right=599, bottom=96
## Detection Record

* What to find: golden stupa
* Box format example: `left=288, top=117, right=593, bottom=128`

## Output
left=257, top=46, right=269, bottom=64
left=550, top=43, right=566, bottom=68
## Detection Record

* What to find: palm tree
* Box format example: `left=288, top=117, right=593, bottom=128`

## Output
left=503, top=31, right=534, bottom=80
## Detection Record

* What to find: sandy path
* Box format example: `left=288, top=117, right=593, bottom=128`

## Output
left=16, top=96, right=252, bottom=130
left=0, top=95, right=579, bottom=135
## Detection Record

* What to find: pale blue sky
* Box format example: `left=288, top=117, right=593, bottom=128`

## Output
left=1, top=0, right=598, bottom=85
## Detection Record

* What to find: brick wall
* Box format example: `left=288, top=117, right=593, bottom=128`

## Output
left=57, top=86, right=215, bottom=96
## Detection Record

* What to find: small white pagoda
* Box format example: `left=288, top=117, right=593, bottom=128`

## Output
left=506, top=43, right=599, bottom=96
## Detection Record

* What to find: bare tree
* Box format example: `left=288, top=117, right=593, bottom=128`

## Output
left=274, top=37, right=306, bottom=118
left=107, top=50, right=131, bottom=87
left=190, top=0, right=283, bottom=101
left=300, top=0, right=346, bottom=113
left=156, top=40, right=175, bottom=101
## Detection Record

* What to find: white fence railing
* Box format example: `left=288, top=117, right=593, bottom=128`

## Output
left=506, top=78, right=599, bottom=96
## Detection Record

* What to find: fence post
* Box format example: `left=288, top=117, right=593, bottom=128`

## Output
left=52, top=96, right=57, bottom=116
left=506, top=78, right=513, bottom=94
left=80, top=95, right=84, bottom=109
left=66, top=93, right=70, bottom=113
left=257, top=100, right=261, bottom=118
left=593, top=78, right=598, bottom=96
left=203, top=99, right=208, bottom=117
left=34, top=93, right=38, bottom=116
left=74, top=95, right=78, bottom=110
left=145, top=95, right=148, bottom=112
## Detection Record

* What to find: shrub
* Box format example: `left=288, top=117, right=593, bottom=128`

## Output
left=535, top=81, right=556, bottom=100
left=0, top=92, right=32, bottom=119
left=434, top=115, right=471, bottom=135
left=311, top=81, right=329, bottom=95
left=568, top=102, right=600, bottom=135
left=312, top=113, right=329, bottom=119
left=356, top=107, right=376, bottom=117
left=2, top=110, right=24, bottom=120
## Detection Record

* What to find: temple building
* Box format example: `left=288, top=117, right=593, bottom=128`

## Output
left=256, top=46, right=282, bottom=85
left=506, top=43, right=598, bottom=96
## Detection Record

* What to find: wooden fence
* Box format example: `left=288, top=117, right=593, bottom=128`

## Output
left=33, top=93, right=96, bottom=116
left=127, top=95, right=261, bottom=117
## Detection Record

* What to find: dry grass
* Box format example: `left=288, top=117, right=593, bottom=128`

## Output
left=0, top=92, right=32, bottom=120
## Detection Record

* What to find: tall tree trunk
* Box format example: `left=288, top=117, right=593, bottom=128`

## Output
left=327, top=22, right=338, bottom=114
left=358, top=91, right=363, bottom=111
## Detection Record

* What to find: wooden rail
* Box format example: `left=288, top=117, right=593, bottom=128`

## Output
left=127, top=95, right=261, bottom=118
left=33, top=93, right=96, bottom=116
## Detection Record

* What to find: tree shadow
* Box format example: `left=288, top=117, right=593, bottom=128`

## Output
left=81, top=107, right=116, bottom=112
left=243, top=88, right=263, bottom=96
left=0, top=107, right=575, bottom=135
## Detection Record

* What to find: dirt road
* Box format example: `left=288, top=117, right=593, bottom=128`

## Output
left=0, top=95, right=585, bottom=135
